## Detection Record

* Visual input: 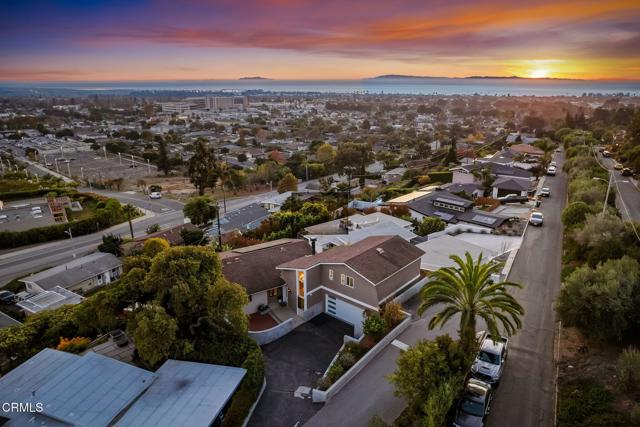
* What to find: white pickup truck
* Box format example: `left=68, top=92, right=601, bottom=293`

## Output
left=470, top=332, right=509, bottom=385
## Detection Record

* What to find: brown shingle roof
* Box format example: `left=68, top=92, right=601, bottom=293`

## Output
left=220, top=239, right=312, bottom=295
left=277, top=235, right=424, bottom=284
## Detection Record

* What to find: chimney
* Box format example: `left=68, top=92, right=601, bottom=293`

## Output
left=310, top=238, right=317, bottom=255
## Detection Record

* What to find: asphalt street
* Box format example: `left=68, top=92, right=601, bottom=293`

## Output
left=305, top=152, right=567, bottom=427
left=595, top=154, right=640, bottom=223
left=487, top=151, right=566, bottom=427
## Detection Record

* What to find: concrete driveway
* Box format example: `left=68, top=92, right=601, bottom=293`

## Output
left=249, top=314, right=353, bottom=427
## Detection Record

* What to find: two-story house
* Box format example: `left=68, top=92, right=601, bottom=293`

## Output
left=276, top=235, right=424, bottom=336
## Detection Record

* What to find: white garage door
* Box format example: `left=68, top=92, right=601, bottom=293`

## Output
left=325, top=294, right=364, bottom=337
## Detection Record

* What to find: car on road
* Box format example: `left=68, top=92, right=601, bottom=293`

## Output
left=602, top=150, right=611, bottom=157
left=546, top=165, right=557, bottom=176
left=0, top=290, right=16, bottom=304
left=555, top=147, right=561, bottom=152
left=621, top=168, right=633, bottom=177
left=109, top=329, right=129, bottom=347
left=529, top=211, right=544, bottom=226
left=498, top=194, right=528, bottom=204
left=452, top=378, right=493, bottom=427
left=149, top=191, right=162, bottom=199
left=471, top=333, right=509, bottom=385
left=550, top=161, right=557, bottom=167
left=614, top=162, right=624, bottom=170
left=539, top=187, right=551, bottom=197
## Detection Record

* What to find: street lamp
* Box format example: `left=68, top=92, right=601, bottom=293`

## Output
left=64, top=228, right=77, bottom=258
left=593, top=172, right=613, bottom=216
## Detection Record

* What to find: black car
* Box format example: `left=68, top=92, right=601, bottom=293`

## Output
left=109, top=329, right=129, bottom=347
left=0, top=290, right=16, bottom=304
left=621, top=168, right=633, bottom=177
left=452, top=379, right=493, bottom=427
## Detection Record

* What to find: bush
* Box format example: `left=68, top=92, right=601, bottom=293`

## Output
left=337, top=351, right=357, bottom=370
left=617, top=347, right=640, bottom=398
left=146, top=224, right=161, bottom=234
left=181, top=228, right=205, bottom=245
left=327, top=363, right=345, bottom=382
left=56, top=336, right=91, bottom=353
left=561, top=202, right=592, bottom=228
left=143, top=237, right=170, bottom=257
left=344, top=341, right=367, bottom=358
left=556, top=257, right=640, bottom=341
left=426, top=171, right=453, bottom=183
left=381, top=302, right=404, bottom=330
left=221, top=343, right=265, bottom=427
left=317, top=376, right=333, bottom=391
left=558, top=378, right=613, bottom=427
left=363, top=313, right=387, bottom=341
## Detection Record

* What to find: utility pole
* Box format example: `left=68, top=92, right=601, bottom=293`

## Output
left=103, top=146, right=108, bottom=160
left=80, top=167, right=84, bottom=180
left=67, top=161, right=71, bottom=177
left=147, top=159, right=151, bottom=174
left=54, top=158, right=60, bottom=173
left=118, top=152, right=122, bottom=165
left=65, top=228, right=76, bottom=258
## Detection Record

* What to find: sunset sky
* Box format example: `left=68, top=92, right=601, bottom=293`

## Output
left=1, top=0, right=639, bottom=81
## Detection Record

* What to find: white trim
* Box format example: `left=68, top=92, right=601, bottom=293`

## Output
left=278, top=262, right=377, bottom=286
left=306, top=286, right=379, bottom=312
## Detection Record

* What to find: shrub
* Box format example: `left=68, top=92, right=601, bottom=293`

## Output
left=146, top=223, right=161, bottom=234
left=180, top=228, right=206, bottom=245
left=143, top=237, right=170, bottom=257
left=56, top=336, right=91, bottom=353
left=617, top=347, right=640, bottom=398
left=221, top=343, right=265, bottom=427
left=558, top=378, right=614, bottom=427
left=327, top=363, right=345, bottom=382
left=415, top=217, right=446, bottom=236
left=381, top=302, right=404, bottom=330
left=561, top=202, right=592, bottom=228
left=344, top=341, right=367, bottom=358
left=426, top=171, right=453, bottom=183
left=317, top=376, right=333, bottom=391
left=337, top=351, right=357, bottom=370
left=363, top=313, right=387, bottom=341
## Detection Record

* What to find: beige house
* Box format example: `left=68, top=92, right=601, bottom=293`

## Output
left=277, top=236, right=424, bottom=336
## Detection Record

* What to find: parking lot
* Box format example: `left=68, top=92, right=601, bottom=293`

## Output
left=0, top=198, right=56, bottom=232
left=38, top=150, right=157, bottom=182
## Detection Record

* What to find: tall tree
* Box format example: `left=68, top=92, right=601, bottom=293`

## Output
left=157, top=137, right=170, bottom=175
left=187, top=140, right=217, bottom=195
left=183, top=196, right=218, bottom=226
left=277, top=172, right=298, bottom=193
left=418, top=252, right=524, bottom=355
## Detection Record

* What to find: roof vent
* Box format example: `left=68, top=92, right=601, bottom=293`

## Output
left=376, top=248, right=385, bottom=255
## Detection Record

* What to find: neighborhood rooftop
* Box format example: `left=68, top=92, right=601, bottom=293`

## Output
left=277, top=235, right=424, bottom=284
left=20, top=252, right=122, bottom=291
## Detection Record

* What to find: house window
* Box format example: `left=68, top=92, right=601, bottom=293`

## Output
left=97, top=274, right=103, bottom=285
left=248, top=295, right=252, bottom=302
left=329, top=269, right=334, bottom=280
left=340, top=274, right=354, bottom=288
left=268, top=288, right=278, bottom=297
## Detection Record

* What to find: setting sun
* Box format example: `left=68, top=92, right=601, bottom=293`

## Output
left=530, top=69, right=551, bottom=78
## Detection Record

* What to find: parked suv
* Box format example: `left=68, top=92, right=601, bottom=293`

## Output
left=471, top=333, right=509, bottom=385
left=109, top=329, right=129, bottom=347
left=452, top=378, right=493, bottom=427
left=0, top=290, right=16, bottom=304
left=529, top=211, right=544, bottom=226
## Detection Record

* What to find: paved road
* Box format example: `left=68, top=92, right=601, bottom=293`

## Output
left=594, top=154, right=640, bottom=223
left=306, top=154, right=567, bottom=427
left=488, top=151, right=566, bottom=427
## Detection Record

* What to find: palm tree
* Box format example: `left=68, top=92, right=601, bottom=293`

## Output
left=122, top=204, right=138, bottom=239
left=418, top=252, right=524, bottom=355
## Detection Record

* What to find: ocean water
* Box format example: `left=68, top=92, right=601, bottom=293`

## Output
left=2, top=78, right=640, bottom=96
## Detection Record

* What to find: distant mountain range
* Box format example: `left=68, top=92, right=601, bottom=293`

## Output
left=239, top=76, right=271, bottom=80
left=368, top=74, right=579, bottom=81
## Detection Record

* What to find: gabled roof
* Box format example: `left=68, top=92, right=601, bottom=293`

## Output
left=20, top=252, right=122, bottom=290
left=277, top=235, right=424, bottom=284
left=408, top=190, right=473, bottom=217
left=220, top=239, right=312, bottom=294
left=492, top=177, right=532, bottom=191
left=454, top=162, right=532, bottom=179
left=509, top=144, right=544, bottom=156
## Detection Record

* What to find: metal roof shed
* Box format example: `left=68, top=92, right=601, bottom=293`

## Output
left=115, top=360, right=246, bottom=427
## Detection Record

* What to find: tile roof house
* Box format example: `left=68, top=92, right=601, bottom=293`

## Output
left=0, top=349, right=246, bottom=427
left=277, top=235, right=424, bottom=336
left=220, top=239, right=312, bottom=314
left=20, top=252, right=123, bottom=295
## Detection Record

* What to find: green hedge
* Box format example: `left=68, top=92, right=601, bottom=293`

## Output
left=221, top=341, right=265, bottom=427
left=427, top=171, right=453, bottom=183
left=0, top=195, right=123, bottom=249
left=0, top=187, right=74, bottom=201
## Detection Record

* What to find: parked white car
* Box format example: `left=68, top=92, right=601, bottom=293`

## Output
left=471, top=333, right=509, bottom=385
left=546, top=165, right=557, bottom=176
left=149, top=192, right=162, bottom=199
